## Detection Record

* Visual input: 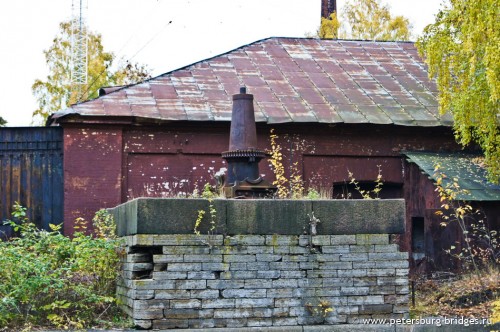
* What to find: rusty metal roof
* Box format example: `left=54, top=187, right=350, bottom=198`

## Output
left=404, top=152, right=500, bottom=201
left=51, top=37, right=450, bottom=126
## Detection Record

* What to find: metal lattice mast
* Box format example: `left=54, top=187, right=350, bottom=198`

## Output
left=70, top=0, right=88, bottom=102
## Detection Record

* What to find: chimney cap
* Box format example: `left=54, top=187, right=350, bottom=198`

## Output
left=240, top=86, right=246, bottom=94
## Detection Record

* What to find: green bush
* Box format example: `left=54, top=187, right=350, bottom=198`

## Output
left=0, top=203, right=125, bottom=330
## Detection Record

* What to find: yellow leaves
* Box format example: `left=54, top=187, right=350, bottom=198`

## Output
left=490, top=300, right=500, bottom=324
left=268, top=129, right=305, bottom=199
left=347, top=165, right=384, bottom=199
left=417, top=0, right=500, bottom=183
left=193, top=210, right=205, bottom=236
left=318, top=12, right=340, bottom=39
left=342, top=0, right=412, bottom=41
left=49, top=223, right=62, bottom=232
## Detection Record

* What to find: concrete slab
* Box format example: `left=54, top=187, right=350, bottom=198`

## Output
left=110, top=198, right=227, bottom=236
left=110, top=198, right=406, bottom=236
left=313, top=199, right=406, bottom=235
left=226, top=199, right=312, bottom=235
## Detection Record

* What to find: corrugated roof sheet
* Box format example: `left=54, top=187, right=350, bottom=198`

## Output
left=51, top=37, right=449, bottom=126
left=404, top=152, right=500, bottom=201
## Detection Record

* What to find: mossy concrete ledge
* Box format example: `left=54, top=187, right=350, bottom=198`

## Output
left=109, top=198, right=405, bottom=236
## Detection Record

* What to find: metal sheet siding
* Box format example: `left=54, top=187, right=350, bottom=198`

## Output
left=0, top=128, right=63, bottom=236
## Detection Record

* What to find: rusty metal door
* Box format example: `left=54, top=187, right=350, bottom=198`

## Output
left=0, top=127, right=63, bottom=237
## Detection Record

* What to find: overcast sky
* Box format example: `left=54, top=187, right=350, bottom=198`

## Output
left=0, top=0, right=443, bottom=127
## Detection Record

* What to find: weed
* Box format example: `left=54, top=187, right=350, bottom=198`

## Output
left=308, top=211, right=321, bottom=236
left=305, top=299, right=334, bottom=318
left=347, top=165, right=384, bottom=199
left=268, top=128, right=290, bottom=198
left=193, top=183, right=219, bottom=247
left=268, top=129, right=313, bottom=199
left=433, top=165, right=499, bottom=271
left=411, top=268, right=499, bottom=320
left=306, top=188, right=321, bottom=200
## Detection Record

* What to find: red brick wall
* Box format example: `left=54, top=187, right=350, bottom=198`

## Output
left=61, top=122, right=465, bottom=236
left=63, top=126, right=123, bottom=235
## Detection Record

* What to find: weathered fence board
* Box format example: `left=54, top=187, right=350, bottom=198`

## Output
left=0, top=127, right=63, bottom=237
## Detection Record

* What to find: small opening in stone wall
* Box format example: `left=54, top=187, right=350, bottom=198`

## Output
left=128, top=245, right=163, bottom=279
left=129, top=245, right=162, bottom=255
left=154, top=263, right=168, bottom=272
left=411, top=217, right=425, bottom=260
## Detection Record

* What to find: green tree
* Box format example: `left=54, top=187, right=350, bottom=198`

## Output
left=317, top=0, right=412, bottom=41
left=318, top=12, right=341, bottom=39
left=32, top=21, right=151, bottom=125
left=417, top=0, right=500, bottom=183
left=0, top=116, right=6, bottom=126
left=343, top=0, right=412, bottom=41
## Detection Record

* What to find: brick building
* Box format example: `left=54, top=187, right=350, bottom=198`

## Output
left=48, top=37, right=500, bottom=271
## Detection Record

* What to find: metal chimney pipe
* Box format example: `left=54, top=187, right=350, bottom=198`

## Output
left=221, top=87, right=276, bottom=198
left=228, top=87, right=258, bottom=151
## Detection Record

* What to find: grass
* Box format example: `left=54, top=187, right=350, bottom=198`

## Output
left=411, top=267, right=500, bottom=320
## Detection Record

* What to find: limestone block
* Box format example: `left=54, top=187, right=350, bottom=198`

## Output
left=247, top=318, right=274, bottom=327
left=311, top=235, right=331, bottom=246
left=244, top=279, right=273, bottom=289
left=256, top=270, right=280, bottom=279
left=265, top=235, right=299, bottom=246
left=340, top=286, right=370, bottom=296
left=153, top=319, right=188, bottom=329
left=170, top=299, right=201, bottom=309
left=190, top=289, right=220, bottom=299
left=152, top=271, right=187, bottom=280
left=356, top=234, right=389, bottom=245
left=133, top=309, right=164, bottom=320
left=174, top=280, right=206, bottom=290
left=184, top=254, right=223, bottom=263
left=155, top=290, right=190, bottom=300
left=322, top=245, right=351, bottom=253
left=167, top=263, right=202, bottom=272
left=369, top=252, right=409, bottom=261
left=246, top=262, right=271, bottom=271
left=235, top=298, right=274, bottom=308
left=164, top=309, right=201, bottom=319
left=347, top=295, right=385, bottom=305
left=207, top=280, right=245, bottom=289
left=221, top=289, right=267, bottom=298
left=331, top=235, right=357, bottom=245
left=369, top=285, right=396, bottom=295
left=228, top=271, right=259, bottom=279
left=202, top=298, right=236, bottom=309
left=187, top=271, right=217, bottom=280
left=133, top=279, right=175, bottom=290
left=133, top=319, right=152, bottom=329
left=224, top=235, right=266, bottom=246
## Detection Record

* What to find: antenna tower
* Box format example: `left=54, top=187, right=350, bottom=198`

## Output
left=70, top=0, right=88, bottom=102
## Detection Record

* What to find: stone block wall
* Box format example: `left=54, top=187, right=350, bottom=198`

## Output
left=117, top=233, right=409, bottom=329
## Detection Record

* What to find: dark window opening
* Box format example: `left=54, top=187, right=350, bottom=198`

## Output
left=332, top=182, right=403, bottom=199
left=412, top=217, right=425, bottom=260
